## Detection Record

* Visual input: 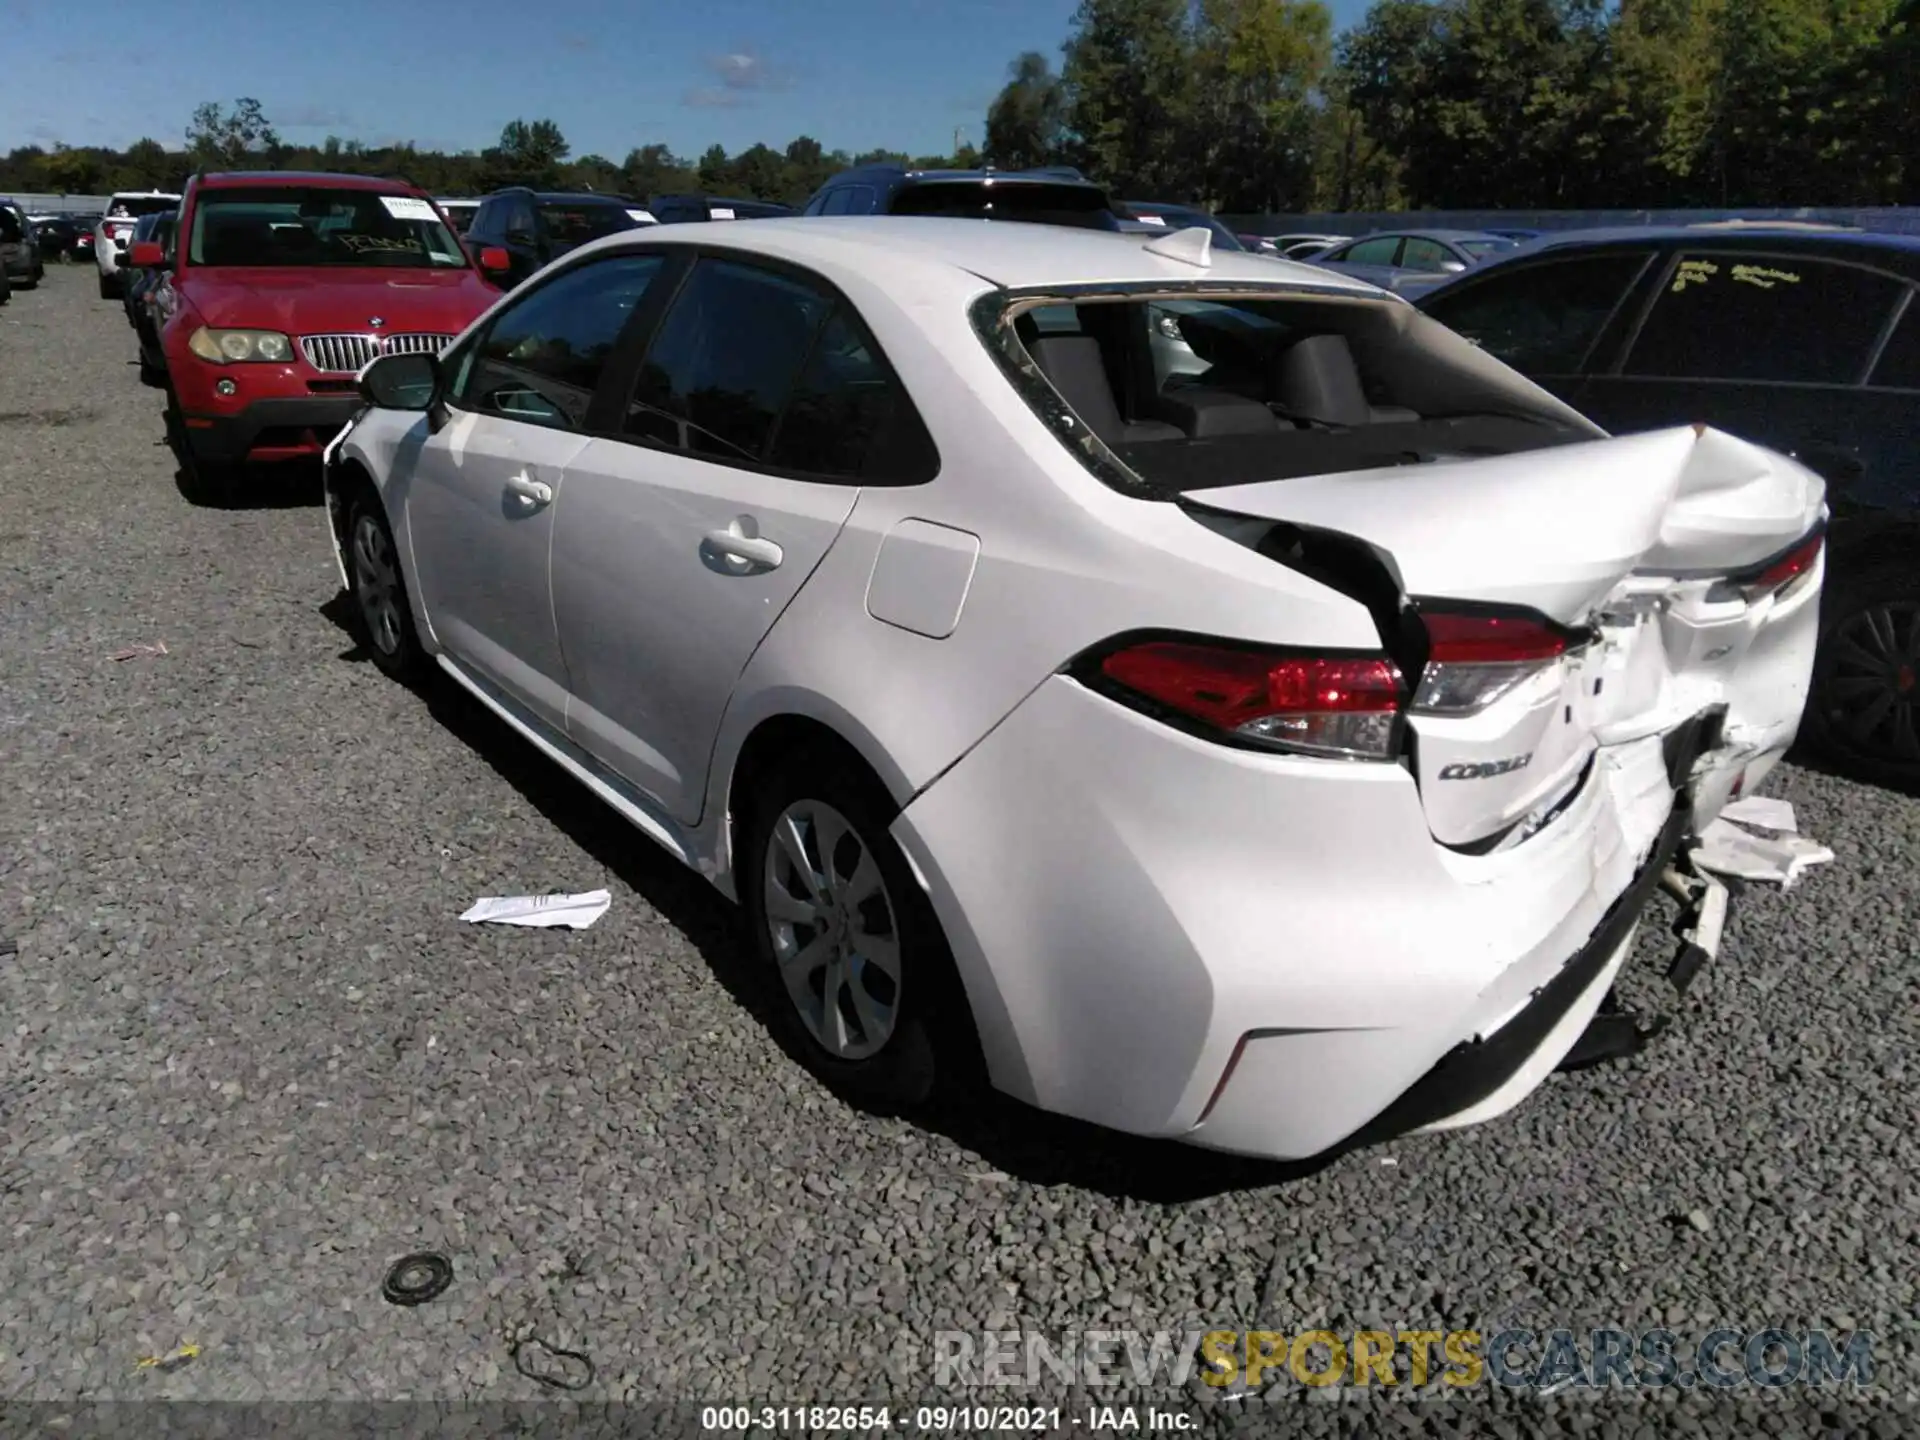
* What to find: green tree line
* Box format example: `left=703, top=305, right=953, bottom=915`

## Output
left=0, top=99, right=980, bottom=210
left=4, top=0, right=1915, bottom=213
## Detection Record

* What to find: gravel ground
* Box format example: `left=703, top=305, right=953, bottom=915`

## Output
left=2, top=266, right=1917, bottom=1433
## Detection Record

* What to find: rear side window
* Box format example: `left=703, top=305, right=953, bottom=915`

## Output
left=765, top=310, right=899, bottom=476
left=1623, top=253, right=1906, bottom=383
left=1399, top=237, right=1455, bottom=273
left=455, top=254, right=665, bottom=429
left=1869, top=300, right=1920, bottom=390
left=1422, top=253, right=1650, bottom=375
left=538, top=203, right=630, bottom=247
left=0, top=210, right=19, bottom=243
left=625, top=259, right=834, bottom=460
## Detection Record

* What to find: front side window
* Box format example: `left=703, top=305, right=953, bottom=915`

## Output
left=188, top=187, right=468, bottom=269
left=454, top=254, right=665, bottom=430
left=624, top=259, right=833, bottom=461
left=1623, top=252, right=1907, bottom=383
left=1421, top=253, right=1651, bottom=375
left=1339, top=237, right=1402, bottom=266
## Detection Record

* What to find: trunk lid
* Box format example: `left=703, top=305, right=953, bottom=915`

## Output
left=1189, top=425, right=1826, bottom=849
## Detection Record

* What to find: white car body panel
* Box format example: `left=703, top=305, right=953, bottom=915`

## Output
left=324, top=216, right=1827, bottom=1160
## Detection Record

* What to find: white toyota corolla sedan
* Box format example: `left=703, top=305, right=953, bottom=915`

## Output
left=322, top=216, right=1826, bottom=1162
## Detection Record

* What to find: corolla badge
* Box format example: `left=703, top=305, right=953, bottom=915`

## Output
left=1438, top=754, right=1534, bottom=780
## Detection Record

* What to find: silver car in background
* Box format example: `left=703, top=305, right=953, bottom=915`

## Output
left=1311, top=229, right=1518, bottom=296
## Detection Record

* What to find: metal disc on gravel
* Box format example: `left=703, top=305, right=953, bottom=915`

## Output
left=381, top=1252, right=453, bottom=1306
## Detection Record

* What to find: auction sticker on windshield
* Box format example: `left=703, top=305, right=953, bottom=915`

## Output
left=711, top=207, right=736, bottom=220
left=380, top=196, right=440, bottom=222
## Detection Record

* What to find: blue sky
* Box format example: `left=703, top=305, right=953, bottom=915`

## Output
left=0, top=0, right=1373, bottom=161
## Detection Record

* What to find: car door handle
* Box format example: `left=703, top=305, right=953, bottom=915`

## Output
left=505, top=472, right=553, bottom=506
left=703, top=521, right=783, bottom=571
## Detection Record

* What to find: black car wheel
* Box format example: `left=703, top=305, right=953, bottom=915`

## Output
left=346, top=497, right=427, bottom=680
left=738, top=744, right=984, bottom=1114
left=1806, top=556, right=1920, bottom=789
left=97, top=271, right=114, bottom=300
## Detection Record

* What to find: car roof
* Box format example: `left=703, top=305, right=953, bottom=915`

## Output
left=530, top=191, right=631, bottom=204
left=107, top=189, right=180, bottom=198
left=1465, top=225, right=1920, bottom=278
left=564, top=214, right=1380, bottom=294
left=1516, top=223, right=1920, bottom=251
left=832, top=165, right=1099, bottom=187
left=197, top=171, right=416, bottom=191
left=1346, top=229, right=1511, bottom=244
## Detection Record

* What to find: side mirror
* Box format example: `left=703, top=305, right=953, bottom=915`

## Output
left=478, top=245, right=511, bottom=274
left=359, top=351, right=443, bottom=413
left=129, top=240, right=166, bottom=269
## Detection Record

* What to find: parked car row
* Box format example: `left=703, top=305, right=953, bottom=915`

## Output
left=0, top=198, right=45, bottom=302
left=102, top=163, right=1915, bottom=793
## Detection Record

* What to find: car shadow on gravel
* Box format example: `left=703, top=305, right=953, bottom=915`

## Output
left=164, top=446, right=326, bottom=511
left=319, top=592, right=1334, bottom=1203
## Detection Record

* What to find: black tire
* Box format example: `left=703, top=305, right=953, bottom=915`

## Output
left=738, top=746, right=982, bottom=1113
left=97, top=271, right=115, bottom=300
left=1804, top=554, right=1920, bottom=789
left=138, top=346, right=166, bottom=387
left=18, top=267, right=37, bottom=290
left=164, top=382, right=239, bottom=507
left=344, top=495, right=427, bottom=680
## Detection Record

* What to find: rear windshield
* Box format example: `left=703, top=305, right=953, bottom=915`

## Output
left=892, top=181, right=1115, bottom=229
left=188, top=186, right=468, bottom=268
left=992, top=292, right=1593, bottom=496
left=106, top=196, right=179, bottom=220
left=1126, top=207, right=1245, bottom=252
left=538, top=202, right=633, bottom=247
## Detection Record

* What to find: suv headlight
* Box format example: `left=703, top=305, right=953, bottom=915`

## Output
left=188, top=327, right=293, bottom=363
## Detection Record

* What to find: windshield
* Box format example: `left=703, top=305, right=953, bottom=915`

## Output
left=538, top=202, right=634, bottom=248
left=188, top=186, right=469, bottom=268
left=1460, top=239, right=1516, bottom=258
left=107, top=196, right=179, bottom=219
left=892, top=181, right=1115, bottom=229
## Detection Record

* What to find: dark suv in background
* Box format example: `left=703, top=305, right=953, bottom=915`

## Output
left=800, top=165, right=1122, bottom=230
left=1418, top=225, right=1920, bottom=788
left=646, top=194, right=793, bottom=223
left=462, top=188, right=656, bottom=288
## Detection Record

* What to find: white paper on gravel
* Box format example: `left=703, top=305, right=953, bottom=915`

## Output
left=1691, top=797, right=1833, bottom=889
left=459, top=890, right=612, bottom=929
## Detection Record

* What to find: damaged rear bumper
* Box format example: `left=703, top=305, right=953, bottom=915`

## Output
left=893, top=674, right=1764, bottom=1163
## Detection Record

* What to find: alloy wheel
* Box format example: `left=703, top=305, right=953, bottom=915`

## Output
left=762, top=799, right=902, bottom=1061
left=1823, top=600, right=1920, bottom=765
left=351, top=512, right=405, bottom=658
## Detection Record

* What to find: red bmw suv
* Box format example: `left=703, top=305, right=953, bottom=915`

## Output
left=135, top=171, right=506, bottom=504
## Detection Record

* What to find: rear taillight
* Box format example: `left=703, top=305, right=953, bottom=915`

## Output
left=1412, top=608, right=1572, bottom=717
left=1091, top=639, right=1404, bottom=760
left=1706, top=529, right=1824, bottom=606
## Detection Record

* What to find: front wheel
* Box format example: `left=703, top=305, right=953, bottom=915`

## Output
left=346, top=497, right=426, bottom=680
left=739, top=749, right=981, bottom=1113
left=1805, top=556, right=1920, bottom=789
